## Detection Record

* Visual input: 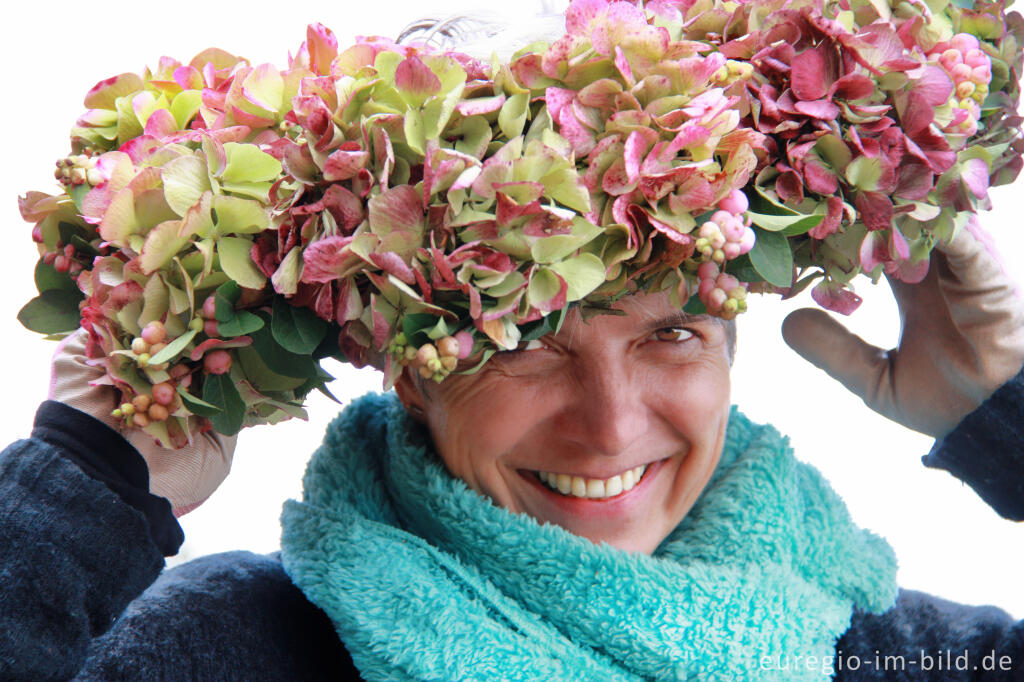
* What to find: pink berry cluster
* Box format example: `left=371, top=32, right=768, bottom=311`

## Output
left=389, top=330, right=473, bottom=383
left=53, top=148, right=104, bottom=188
left=111, top=312, right=233, bottom=429
left=112, top=321, right=185, bottom=428
left=697, top=262, right=748, bottom=319
left=933, top=33, right=993, bottom=136
left=36, top=242, right=85, bottom=276
left=694, top=190, right=755, bottom=264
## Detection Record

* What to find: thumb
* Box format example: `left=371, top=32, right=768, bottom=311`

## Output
left=782, top=308, right=894, bottom=407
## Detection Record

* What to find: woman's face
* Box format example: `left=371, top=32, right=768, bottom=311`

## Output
left=397, top=290, right=733, bottom=554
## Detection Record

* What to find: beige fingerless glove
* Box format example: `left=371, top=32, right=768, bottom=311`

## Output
left=49, top=330, right=236, bottom=515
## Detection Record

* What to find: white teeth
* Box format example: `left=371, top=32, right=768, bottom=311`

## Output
left=571, top=477, right=587, bottom=497
left=537, top=464, right=647, bottom=499
left=621, top=468, right=635, bottom=489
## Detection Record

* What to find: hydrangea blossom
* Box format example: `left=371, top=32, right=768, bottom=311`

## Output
left=17, top=0, right=1024, bottom=446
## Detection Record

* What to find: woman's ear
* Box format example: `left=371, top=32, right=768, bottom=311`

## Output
left=394, top=367, right=428, bottom=423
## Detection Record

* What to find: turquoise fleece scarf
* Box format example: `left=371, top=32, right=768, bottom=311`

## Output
left=280, top=393, right=897, bottom=680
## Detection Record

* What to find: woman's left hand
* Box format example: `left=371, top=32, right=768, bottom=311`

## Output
left=782, top=217, right=1024, bottom=438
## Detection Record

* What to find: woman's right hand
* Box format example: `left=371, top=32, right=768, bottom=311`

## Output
left=48, top=330, right=237, bottom=516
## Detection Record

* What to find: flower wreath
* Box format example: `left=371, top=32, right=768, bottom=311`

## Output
left=18, top=0, right=1023, bottom=447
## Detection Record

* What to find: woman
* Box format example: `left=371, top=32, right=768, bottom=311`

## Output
left=2, top=216, right=1022, bottom=680
left=3, top=8, right=1024, bottom=682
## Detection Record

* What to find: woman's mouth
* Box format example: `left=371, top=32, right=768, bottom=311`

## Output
left=533, top=465, right=648, bottom=500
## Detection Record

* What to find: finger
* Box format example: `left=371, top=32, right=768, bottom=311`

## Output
left=781, top=308, right=897, bottom=412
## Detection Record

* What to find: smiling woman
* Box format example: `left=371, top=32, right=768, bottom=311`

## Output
left=2, top=0, right=1024, bottom=679
left=397, top=291, right=734, bottom=553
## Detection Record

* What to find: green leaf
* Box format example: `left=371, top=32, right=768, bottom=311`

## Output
left=402, top=312, right=440, bottom=348
left=202, top=373, right=246, bottom=436
left=271, top=296, right=329, bottom=354
left=177, top=386, right=222, bottom=417
left=749, top=189, right=800, bottom=217
left=722, top=254, right=764, bottom=283
left=58, top=221, right=89, bottom=247
left=34, top=260, right=78, bottom=294
left=748, top=229, right=794, bottom=287
left=217, top=236, right=267, bottom=290
left=250, top=322, right=319, bottom=379
left=425, top=316, right=453, bottom=341
left=235, top=347, right=307, bottom=391
left=218, top=310, right=264, bottom=337
left=17, top=290, right=83, bottom=334
left=747, top=210, right=823, bottom=234
left=69, top=185, right=90, bottom=214
left=683, top=295, right=707, bottom=314
left=211, top=280, right=264, bottom=336
left=214, top=280, right=242, bottom=319
left=149, top=328, right=198, bottom=365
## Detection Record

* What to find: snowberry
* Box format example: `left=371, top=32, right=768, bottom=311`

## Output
left=152, top=382, right=176, bottom=406
left=131, top=337, right=149, bottom=355
left=454, top=330, right=474, bottom=359
left=141, top=321, right=167, bottom=345
left=716, top=189, right=748, bottom=214
left=436, top=336, right=460, bottom=358
left=202, top=295, right=217, bottom=320
left=416, top=343, right=439, bottom=366
left=204, top=350, right=232, bottom=375
left=147, top=404, right=169, bottom=422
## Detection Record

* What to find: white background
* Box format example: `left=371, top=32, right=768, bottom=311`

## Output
left=2, top=1, right=1021, bottom=618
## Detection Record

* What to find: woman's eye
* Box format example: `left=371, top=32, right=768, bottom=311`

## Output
left=520, top=339, right=550, bottom=351
left=652, top=327, right=695, bottom=343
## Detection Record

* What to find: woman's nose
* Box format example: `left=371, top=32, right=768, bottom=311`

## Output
left=559, top=361, right=649, bottom=458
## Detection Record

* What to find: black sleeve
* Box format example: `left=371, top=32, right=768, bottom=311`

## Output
left=921, top=367, right=1024, bottom=521
left=0, top=402, right=182, bottom=681
left=833, top=368, right=1024, bottom=680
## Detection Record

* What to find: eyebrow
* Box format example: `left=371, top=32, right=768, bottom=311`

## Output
left=644, top=312, right=711, bottom=331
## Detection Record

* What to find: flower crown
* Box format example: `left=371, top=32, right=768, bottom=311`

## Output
left=19, top=0, right=1023, bottom=447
